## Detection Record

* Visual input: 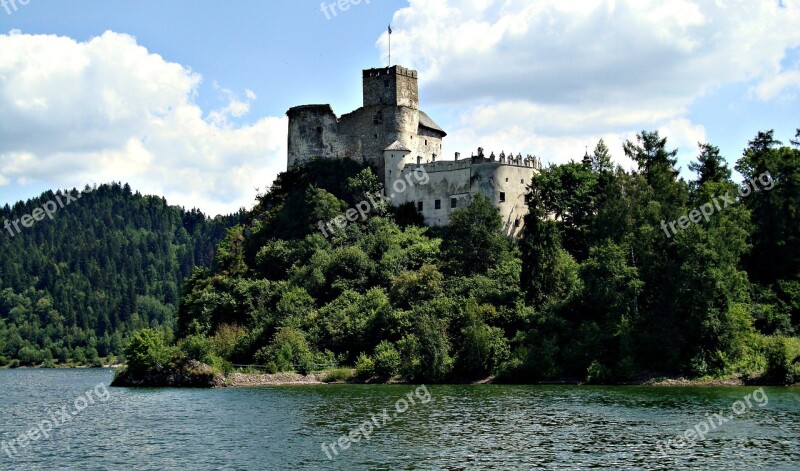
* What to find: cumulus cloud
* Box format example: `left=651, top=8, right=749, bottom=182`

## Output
left=0, top=30, right=286, bottom=216
left=381, top=0, right=800, bottom=168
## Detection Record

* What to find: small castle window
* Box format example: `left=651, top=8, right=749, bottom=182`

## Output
left=435, top=200, right=441, bottom=210
left=451, top=198, right=457, bottom=209
left=505, top=178, right=509, bottom=182
left=417, top=201, right=423, bottom=212
left=316, top=126, right=323, bottom=134
left=499, top=192, right=506, bottom=203
left=425, top=139, right=428, bottom=145
left=521, top=179, right=524, bottom=184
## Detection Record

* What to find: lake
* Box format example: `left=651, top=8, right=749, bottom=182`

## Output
left=0, top=369, right=798, bottom=470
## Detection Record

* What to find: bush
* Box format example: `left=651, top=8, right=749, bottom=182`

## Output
left=0, top=355, right=8, bottom=367
left=211, top=324, right=247, bottom=359
left=123, top=329, right=178, bottom=375
left=764, top=336, right=800, bottom=384
left=179, top=334, right=214, bottom=363
left=457, top=321, right=510, bottom=378
left=18, top=346, right=44, bottom=366
left=373, top=341, right=401, bottom=378
left=254, top=327, right=314, bottom=374
left=398, top=311, right=453, bottom=382
left=354, top=353, right=375, bottom=378
left=586, top=360, right=612, bottom=384
left=323, top=368, right=355, bottom=383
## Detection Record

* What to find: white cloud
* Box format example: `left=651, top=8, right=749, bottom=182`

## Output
left=0, top=31, right=286, bottom=216
left=753, top=70, right=800, bottom=100
left=381, top=0, right=800, bottom=168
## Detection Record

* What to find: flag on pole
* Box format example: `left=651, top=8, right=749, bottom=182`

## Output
left=388, top=25, right=392, bottom=34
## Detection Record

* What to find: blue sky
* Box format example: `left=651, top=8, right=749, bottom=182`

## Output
left=1, top=0, right=799, bottom=215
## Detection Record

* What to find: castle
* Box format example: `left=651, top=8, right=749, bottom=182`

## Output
left=286, top=65, right=541, bottom=237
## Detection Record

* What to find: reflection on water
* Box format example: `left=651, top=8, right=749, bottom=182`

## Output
left=0, top=369, right=798, bottom=470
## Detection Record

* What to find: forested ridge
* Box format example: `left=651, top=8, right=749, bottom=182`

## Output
left=0, top=183, right=243, bottom=366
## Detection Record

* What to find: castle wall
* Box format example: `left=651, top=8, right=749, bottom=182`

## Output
left=286, top=105, right=349, bottom=168
left=392, top=158, right=535, bottom=237
left=470, top=163, right=534, bottom=238
left=412, top=126, right=444, bottom=163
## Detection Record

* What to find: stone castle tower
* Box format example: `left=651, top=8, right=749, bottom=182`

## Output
left=286, top=66, right=446, bottom=175
left=286, top=65, right=541, bottom=237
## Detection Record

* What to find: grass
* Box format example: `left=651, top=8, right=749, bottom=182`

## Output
left=322, top=368, right=356, bottom=383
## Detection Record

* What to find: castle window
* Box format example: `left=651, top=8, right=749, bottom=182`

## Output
left=451, top=198, right=457, bottom=209
left=499, top=192, right=506, bottom=203
left=435, top=199, right=441, bottom=210
left=417, top=201, right=423, bottom=212
left=505, top=178, right=509, bottom=182
left=425, top=139, right=428, bottom=145
left=375, top=133, right=378, bottom=140
left=316, top=126, right=323, bottom=134
left=521, top=179, right=525, bottom=184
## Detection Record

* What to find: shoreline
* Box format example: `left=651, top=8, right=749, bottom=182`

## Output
left=4, top=365, right=794, bottom=388
left=222, top=372, right=791, bottom=388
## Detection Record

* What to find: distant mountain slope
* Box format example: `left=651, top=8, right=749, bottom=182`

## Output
left=0, top=183, right=243, bottom=366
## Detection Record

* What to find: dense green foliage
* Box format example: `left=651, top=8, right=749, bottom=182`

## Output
left=4, top=129, right=799, bottom=385
left=174, top=129, right=800, bottom=383
left=0, top=183, right=241, bottom=366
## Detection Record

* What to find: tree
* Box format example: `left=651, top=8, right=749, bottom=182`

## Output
left=591, top=138, right=614, bottom=174
left=440, top=194, right=511, bottom=276
left=689, top=143, right=731, bottom=187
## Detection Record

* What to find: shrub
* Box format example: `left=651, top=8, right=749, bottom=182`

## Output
left=764, top=336, right=800, bottom=384
left=457, top=321, right=510, bottom=378
left=323, top=368, right=355, bottom=383
left=18, top=346, right=44, bottom=366
left=586, top=360, right=612, bottom=384
left=254, top=327, right=314, bottom=374
left=398, top=311, right=453, bottom=382
left=179, top=334, right=214, bottom=363
left=373, top=341, right=401, bottom=378
left=211, top=324, right=247, bottom=359
left=123, top=328, right=178, bottom=375
left=354, top=353, right=375, bottom=378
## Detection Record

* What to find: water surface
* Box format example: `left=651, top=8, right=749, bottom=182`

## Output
left=0, top=369, right=798, bottom=470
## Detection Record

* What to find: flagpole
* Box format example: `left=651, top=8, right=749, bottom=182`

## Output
left=388, top=25, right=391, bottom=67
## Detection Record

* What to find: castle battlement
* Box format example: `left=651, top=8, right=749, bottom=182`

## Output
left=286, top=65, right=541, bottom=237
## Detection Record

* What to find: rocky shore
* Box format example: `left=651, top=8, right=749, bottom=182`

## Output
left=111, top=359, right=226, bottom=388
left=225, top=372, right=324, bottom=387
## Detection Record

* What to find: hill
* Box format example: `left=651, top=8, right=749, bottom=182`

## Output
left=0, top=183, right=242, bottom=366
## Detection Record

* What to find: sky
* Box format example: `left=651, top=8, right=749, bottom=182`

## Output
left=1, top=0, right=799, bottom=216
